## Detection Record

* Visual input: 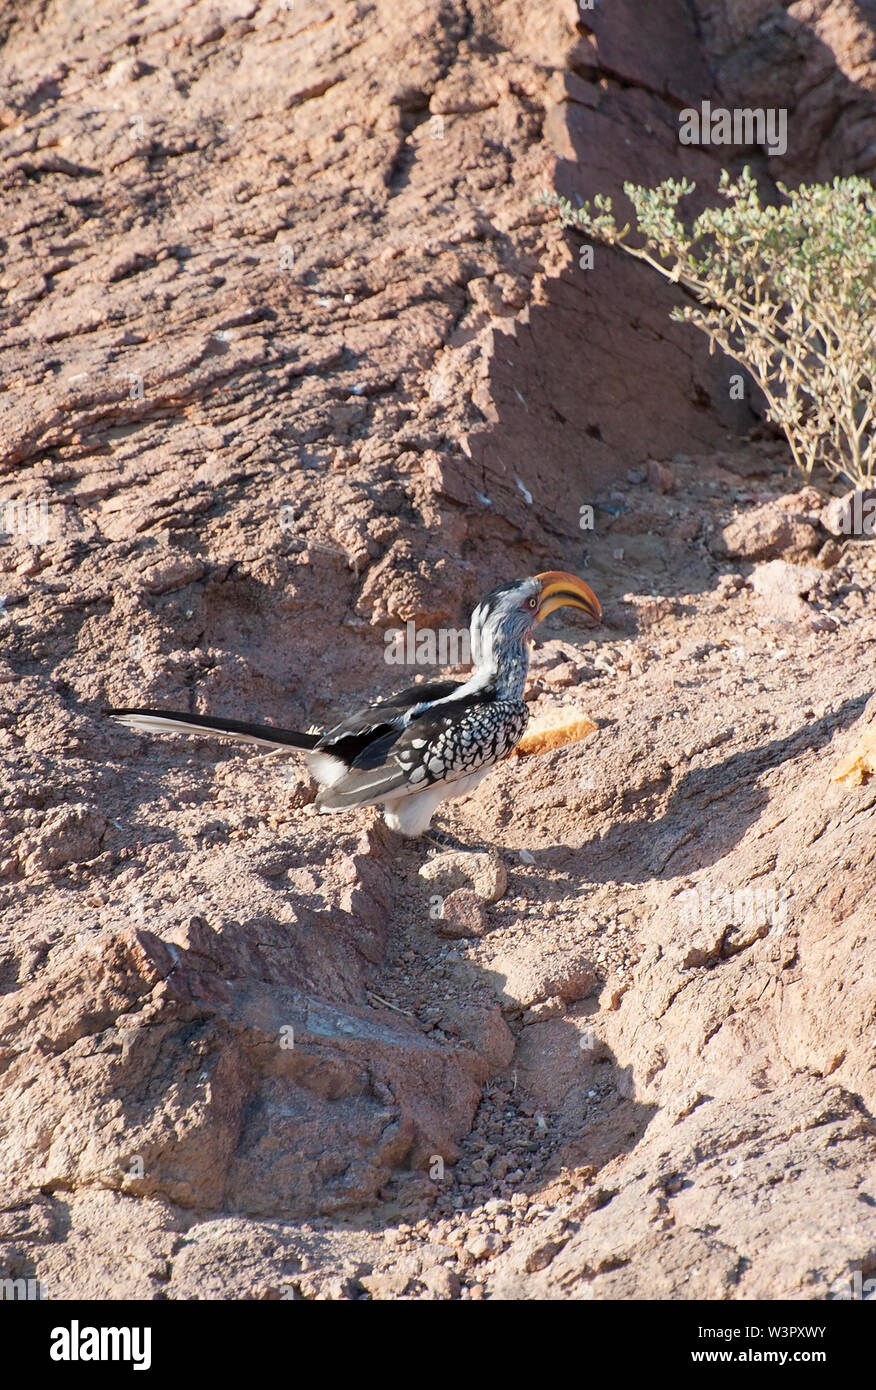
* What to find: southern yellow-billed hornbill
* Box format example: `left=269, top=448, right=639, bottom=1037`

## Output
left=109, top=571, right=600, bottom=838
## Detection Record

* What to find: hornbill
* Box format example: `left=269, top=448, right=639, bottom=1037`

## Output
left=108, top=571, right=601, bottom=838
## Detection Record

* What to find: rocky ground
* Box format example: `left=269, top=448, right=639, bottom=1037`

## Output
left=0, top=0, right=874, bottom=1300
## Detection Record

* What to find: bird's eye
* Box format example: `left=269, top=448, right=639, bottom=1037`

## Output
left=528, top=597, right=538, bottom=609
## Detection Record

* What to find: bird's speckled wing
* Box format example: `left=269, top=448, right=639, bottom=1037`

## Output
left=314, top=679, right=463, bottom=761
left=316, top=694, right=529, bottom=809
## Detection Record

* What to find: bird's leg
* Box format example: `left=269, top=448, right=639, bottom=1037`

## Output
left=422, top=825, right=469, bottom=852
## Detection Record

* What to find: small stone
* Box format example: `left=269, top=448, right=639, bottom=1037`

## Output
left=815, top=539, right=844, bottom=569
left=140, top=555, right=205, bottom=595
left=750, top=559, right=821, bottom=621
left=523, top=1236, right=569, bottom=1273
left=646, top=459, right=674, bottom=493
left=277, top=764, right=318, bottom=808
left=359, top=1268, right=412, bottom=1298
left=466, top=1232, right=504, bottom=1261
left=717, top=572, right=744, bottom=593
left=672, top=1089, right=705, bottom=1122
left=485, top=943, right=597, bottom=1010
left=419, top=851, right=507, bottom=903
left=774, top=486, right=823, bottom=515
left=715, top=504, right=819, bottom=561
left=420, top=1265, right=460, bottom=1299
left=435, top=888, right=487, bottom=938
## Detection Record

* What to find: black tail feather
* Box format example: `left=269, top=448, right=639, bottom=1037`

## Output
left=106, top=707, right=320, bottom=751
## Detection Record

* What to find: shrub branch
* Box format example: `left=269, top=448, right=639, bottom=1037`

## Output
left=543, top=168, right=876, bottom=488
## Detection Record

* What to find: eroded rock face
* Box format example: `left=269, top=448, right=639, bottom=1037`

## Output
left=1, top=0, right=875, bottom=1300
left=0, top=828, right=508, bottom=1218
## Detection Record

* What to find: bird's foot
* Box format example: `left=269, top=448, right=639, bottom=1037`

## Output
left=422, top=826, right=469, bottom=853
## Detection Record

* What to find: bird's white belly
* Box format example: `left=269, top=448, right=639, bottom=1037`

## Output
left=382, top=764, right=494, bottom=836
left=442, top=764, right=495, bottom=801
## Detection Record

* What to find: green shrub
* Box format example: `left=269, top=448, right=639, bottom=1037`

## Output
left=546, top=168, right=876, bottom=488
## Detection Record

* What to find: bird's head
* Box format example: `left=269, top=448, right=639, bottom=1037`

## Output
left=470, top=571, right=601, bottom=668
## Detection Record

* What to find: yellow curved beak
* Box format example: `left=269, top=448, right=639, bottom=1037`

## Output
left=534, top=570, right=602, bottom=625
